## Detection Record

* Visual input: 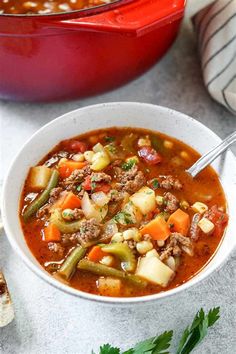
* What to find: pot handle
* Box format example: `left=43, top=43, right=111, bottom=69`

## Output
left=47, top=0, right=185, bottom=37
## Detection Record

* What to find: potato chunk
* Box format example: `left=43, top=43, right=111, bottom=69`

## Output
left=98, top=277, right=121, bottom=297
left=191, top=202, right=208, bottom=214
left=136, top=256, right=174, bottom=287
left=130, top=187, right=156, bottom=215
left=28, top=166, right=51, bottom=190
left=198, top=217, right=215, bottom=234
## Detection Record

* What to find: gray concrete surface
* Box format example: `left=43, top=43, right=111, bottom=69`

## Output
left=0, top=19, right=236, bottom=354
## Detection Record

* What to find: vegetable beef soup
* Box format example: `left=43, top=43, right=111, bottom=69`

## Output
left=20, top=127, right=228, bottom=297
left=0, top=0, right=113, bottom=15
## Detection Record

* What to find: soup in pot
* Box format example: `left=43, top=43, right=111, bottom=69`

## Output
left=0, top=0, right=114, bottom=15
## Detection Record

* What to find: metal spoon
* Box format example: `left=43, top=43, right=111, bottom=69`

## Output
left=186, top=130, right=236, bottom=178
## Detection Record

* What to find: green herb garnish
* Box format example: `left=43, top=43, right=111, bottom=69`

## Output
left=107, top=144, right=117, bottom=154
left=92, top=307, right=220, bottom=354
left=105, top=136, right=115, bottom=143
left=176, top=307, right=220, bottom=354
left=76, top=184, right=82, bottom=192
left=152, top=178, right=159, bottom=189
left=122, top=159, right=136, bottom=171
left=91, top=182, right=97, bottom=190
left=114, top=212, right=132, bottom=225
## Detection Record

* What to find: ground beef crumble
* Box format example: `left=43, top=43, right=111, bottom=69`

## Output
left=115, top=165, right=146, bottom=194
left=163, top=192, right=179, bottom=213
left=91, top=172, right=112, bottom=183
left=48, top=187, right=63, bottom=203
left=159, top=232, right=192, bottom=261
left=61, top=233, right=80, bottom=246
left=78, top=218, right=102, bottom=245
left=61, top=165, right=91, bottom=191
left=189, top=213, right=201, bottom=240
left=159, top=175, right=183, bottom=190
left=48, top=242, right=65, bottom=257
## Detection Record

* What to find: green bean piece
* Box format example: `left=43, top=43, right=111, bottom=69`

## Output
left=78, top=259, right=147, bottom=288
left=101, top=243, right=136, bottom=272
left=57, top=246, right=87, bottom=280
left=23, top=169, right=59, bottom=222
left=50, top=209, right=83, bottom=234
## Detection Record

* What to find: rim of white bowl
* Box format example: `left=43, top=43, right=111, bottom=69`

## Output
left=2, top=102, right=236, bottom=305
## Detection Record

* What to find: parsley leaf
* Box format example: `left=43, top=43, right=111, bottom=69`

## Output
left=105, top=136, right=115, bottom=143
left=152, top=179, right=159, bottom=189
left=122, top=159, right=136, bottom=171
left=176, top=307, right=220, bottom=354
left=152, top=330, right=173, bottom=353
left=93, top=308, right=220, bottom=354
left=123, top=331, right=172, bottom=354
left=91, top=181, right=97, bottom=190
left=207, top=307, right=220, bottom=327
left=113, top=212, right=132, bottom=225
left=76, top=184, right=82, bottom=192
left=98, top=344, right=120, bottom=354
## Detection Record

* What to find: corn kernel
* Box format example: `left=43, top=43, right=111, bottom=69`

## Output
left=198, top=217, right=215, bottom=234
left=171, top=156, right=182, bottom=166
left=180, top=200, right=190, bottom=210
left=111, top=232, right=124, bottom=243
left=84, top=151, right=94, bottom=163
left=136, top=241, right=153, bottom=254
left=123, top=228, right=141, bottom=241
left=100, top=256, right=114, bottom=267
left=157, top=240, right=165, bottom=247
left=180, top=151, right=190, bottom=160
left=191, top=202, right=208, bottom=214
left=156, top=195, right=164, bottom=206
left=138, top=137, right=151, bottom=147
left=72, top=153, right=85, bottom=162
left=163, top=140, right=174, bottom=149
left=125, top=156, right=139, bottom=164
left=88, top=135, right=99, bottom=145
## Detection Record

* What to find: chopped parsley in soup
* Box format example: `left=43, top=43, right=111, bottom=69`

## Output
left=20, top=127, right=228, bottom=297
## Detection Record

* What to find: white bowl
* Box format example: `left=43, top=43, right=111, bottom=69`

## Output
left=2, top=102, right=236, bottom=305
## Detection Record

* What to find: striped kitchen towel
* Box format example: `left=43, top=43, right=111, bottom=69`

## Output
left=193, top=0, right=236, bottom=114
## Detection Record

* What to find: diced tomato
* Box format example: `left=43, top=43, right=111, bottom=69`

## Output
left=83, top=176, right=92, bottom=190
left=94, top=183, right=111, bottom=193
left=61, top=139, right=88, bottom=153
left=138, top=146, right=162, bottom=165
left=205, top=205, right=228, bottom=237
left=83, top=176, right=111, bottom=193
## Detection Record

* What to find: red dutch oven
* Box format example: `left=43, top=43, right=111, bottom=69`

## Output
left=0, top=0, right=185, bottom=102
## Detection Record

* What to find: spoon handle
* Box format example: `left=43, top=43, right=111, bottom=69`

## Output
left=186, top=130, right=236, bottom=178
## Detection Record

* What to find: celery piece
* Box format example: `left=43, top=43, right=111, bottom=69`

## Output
left=50, top=209, right=83, bottom=233
left=101, top=243, right=136, bottom=272
left=23, top=169, right=59, bottom=222
left=78, top=259, right=147, bottom=288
